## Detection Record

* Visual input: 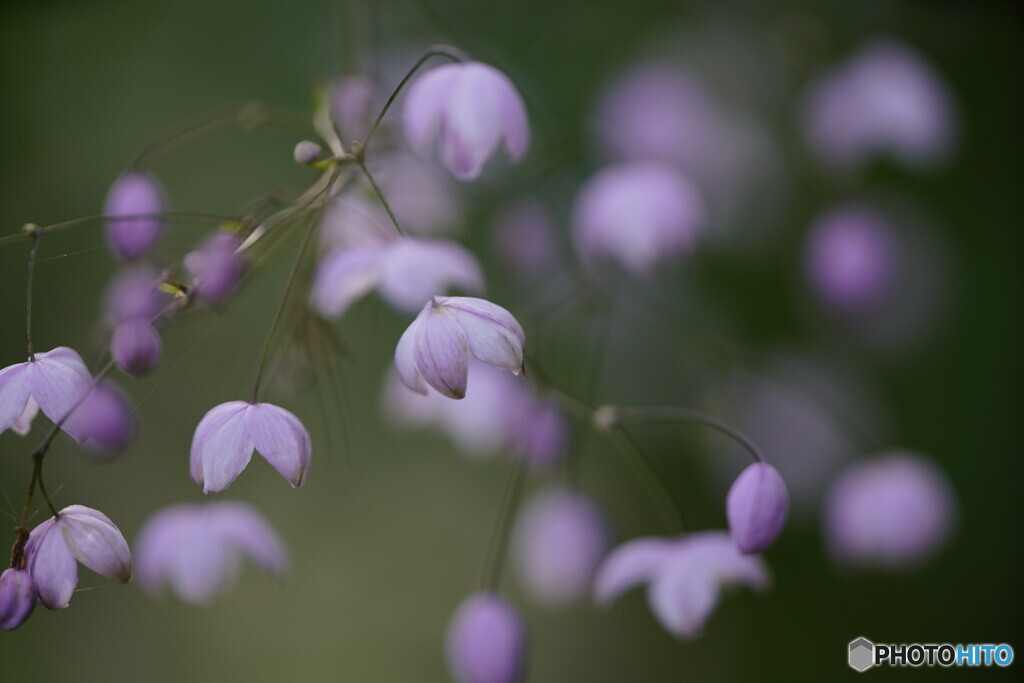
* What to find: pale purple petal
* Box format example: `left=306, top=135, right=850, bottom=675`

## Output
left=166, top=522, right=237, bottom=604
left=441, top=65, right=504, bottom=180
left=26, top=348, right=93, bottom=442
left=102, top=265, right=166, bottom=327
left=78, top=382, right=137, bottom=453
left=111, top=317, right=163, bottom=377
left=0, top=362, right=31, bottom=435
left=58, top=505, right=132, bottom=583
left=492, top=69, right=530, bottom=160
left=377, top=239, right=484, bottom=313
left=190, top=402, right=253, bottom=493
left=0, top=568, right=36, bottom=630
left=104, top=171, right=166, bottom=260
left=404, top=65, right=461, bottom=156
left=247, top=403, right=312, bottom=488
left=183, top=231, right=244, bottom=304
left=309, top=244, right=385, bottom=318
left=12, top=396, right=39, bottom=436
left=395, top=314, right=428, bottom=394
left=593, top=537, right=677, bottom=604
left=26, top=517, right=77, bottom=610
left=446, top=593, right=527, bottom=683
left=444, top=297, right=525, bottom=373
left=647, top=551, right=721, bottom=639
left=727, top=463, right=789, bottom=554
left=209, top=501, right=289, bottom=576
left=413, top=307, right=470, bottom=399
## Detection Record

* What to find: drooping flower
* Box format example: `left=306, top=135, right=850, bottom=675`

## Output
left=395, top=297, right=525, bottom=399
left=183, top=231, right=245, bottom=304
left=446, top=592, right=528, bottom=683
left=0, top=568, right=36, bottom=631
left=310, top=238, right=483, bottom=319
left=0, top=347, right=93, bottom=441
left=403, top=62, right=529, bottom=180
left=111, top=318, right=163, bottom=377
left=101, top=265, right=167, bottom=328
left=512, top=488, right=610, bottom=605
left=594, top=531, right=769, bottom=639
left=190, top=401, right=312, bottom=493
left=802, top=39, right=957, bottom=173
left=135, top=501, right=288, bottom=604
left=572, top=162, right=706, bottom=277
left=824, top=453, right=956, bottom=570
left=104, top=171, right=166, bottom=260
left=77, top=381, right=137, bottom=455
left=727, top=463, right=789, bottom=554
left=25, top=505, right=133, bottom=610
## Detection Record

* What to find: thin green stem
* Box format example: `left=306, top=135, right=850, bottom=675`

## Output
left=608, top=406, right=765, bottom=464
left=34, top=465, right=59, bottom=518
left=605, top=427, right=686, bottom=531
left=481, top=454, right=526, bottom=592
left=25, top=230, right=40, bottom=360
left=0, top=212, right=239, bottom=249
left=357, top=160, right=405, bottom=237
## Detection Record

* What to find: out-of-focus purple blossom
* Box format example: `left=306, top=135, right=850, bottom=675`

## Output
left=310, top=238, right=483, bottom=319
left=0, top=347, right=93, bottom=442
left=395, top=297, right=525, bottom=399
left=404, top=62, right=529, bottom=181
left=136, top=501, right=288, bottom=604
left=824, top=453, right=956, bottom=570
left=183, top=231, right=244, bottom=304
left=572, top=162, right=706, bottom=277
left=727, top=463, right=789, bottom=554
left=491, top=199, right=560, bottom=281
left=318, top=194, right=394, bottom=250
left=805, top=205, right=896, bottom=314
left=104, top=171, right=166, bottom=260
left=102, top=265, right=166, bottom=328
left=293, top=140, right=323, bottom=165
left=802, top=39, right=957, bottom=172
left=190, top=401, right=312, bottom=493
left=25, top=505, right=132, bottom=610
left=512, top=488, right=610, bottom=605
left=594, top=531, right=769, bottom=639
left=111, top=318, right=162, bottom=377
left=77, top=381, right=137, bottom=454
left=0, top=568, right=36, bottom=631
left=330, top=74, right=376, bottom=141
left=446, top=592, right=527, bottom=683
left=510, top=395, right=570, bottom=468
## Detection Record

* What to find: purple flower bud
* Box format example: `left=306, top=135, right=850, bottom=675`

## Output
left=572, top=162, right=706, bottom=277
left=136, top=501, right=288, bottom=604
left=446, top=593, right=527, bottom=683
left=102, top=265, right=166, bottom=328
left=727, top=463, right=789, bottom=554
left=78, top=381, right=137, bottom=454
left=404, top=62, right=529, bottom=180
left=512, top=488, right=610, bottom=605
left=0, top=347, right=94, bottom=442
left=183, top=231, right=244, bottom=304
left=0, top=568, right=36, bottom=631
left=311, top=238, right=483, bottom=319
left=25, top=505, right=132, bottom=610
left=104, top=171, right=166, bottom=260
left=111, top=318, right=162, bottom=377
left=190, top=401, right=312, bottom=493
left=293, top=140, right=323, bottom=165
left=395, top=297, right=525, bottom=399
left=824, top=453, right=956, bottom=570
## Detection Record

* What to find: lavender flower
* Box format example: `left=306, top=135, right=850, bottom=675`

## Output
left=395, top=297, right=525, bottom=399
left=111, top=318, right=163, bottom=377
left=824, top=453, right=956, bottom=570
left=78, top=381, right=137, bottom=454
left=136, top=501, right=288, bottom=604
left=25, top=505, right=133, bottom=610
left=0, top=568, right=36, bottom=631
left=446, top=593, right=528, bottom=683
left=102, top=265, right=166, bottom=328
left=512, top=488, right=610, bottom=605
left=0, top=347, right=93, bottom=441
left=802, top=39, right=957, bottom=172
left=727, top=463, right=789, bottom=554
left=190, top=401, right=312, bottom=493
left=310, top=238, right=483, bottom=319
left=572, top=162, right=706, bottom=277
left=594, top=531, right=769, bottom=639
left=404, top=62, right=529, bottom=180
left=104, top=171, right=166, bottom=260
left=183, top=231, right=244, bottom=304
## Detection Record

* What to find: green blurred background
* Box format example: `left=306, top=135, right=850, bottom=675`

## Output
left=0, top=0, right=1021, bottom=680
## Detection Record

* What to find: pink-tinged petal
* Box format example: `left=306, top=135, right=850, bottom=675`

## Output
left=134, top=505, right=191, bottom=592
left=111, top=317, right=163, bottom=377
left=309, top=244, right=386, bottom=319
left=104, top=171, right=166, bottom=260
left=403, top=65, right=461, bottom=156
left=647, top=551, right=721, bottom=639
left=593, top=537, right=677, bottom=604
left=414, top=308, right=470, bottom=399
left=727, top=463, right=789, bottom=554
left=26, top=349, right=94, bottom=442
left=58, top=505, right=132, bottom=582
left=395, top=314, right=428, bottom=394
left=440, top=65, right=504, bottom=180
left=682, top=532, right=771, bottom=591
left=0, top=568, right=36, bottom=630
left=377, top=239, right=484, bottom=313
left=190, top=402, right=253, bottom=493
left=0, top=362, right=32, bottom=435
left=444, top=298, right=525, bottom=373
left=446, top=593, right=527, bottom=683
left=167, top=522, right=237, bottom=604
left=36, top=346, right=91, bottom=376
left=491, top=69, right=530, bottom=161
left=26, top=517, right=78, bottom=610
left=12, top=396, right=39, bottom=436
left=210, top=502, right=289, bottom=577
left=247, top=403, right=312, bottom=488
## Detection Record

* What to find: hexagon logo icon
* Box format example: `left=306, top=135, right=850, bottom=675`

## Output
left=849, top=637, right=875, bottom=672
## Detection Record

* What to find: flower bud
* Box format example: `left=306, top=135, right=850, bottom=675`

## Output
left=79, top=382, right=137, bottom=454
left=726, top=463, right=789, bottom=554
left=104, top=171, right=166, bottom=260
left=293, top=140, right=322, bottom=165
left=183, top=232, right=244, bottom=304
left=111, top=317, right=162, bottom=377
left=446, top=593, right=527, bottom=683
left=0, top=568, right=36, bottom=631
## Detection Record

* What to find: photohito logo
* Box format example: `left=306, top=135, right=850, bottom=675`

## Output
left=848, top=637, right=1014, bottom=672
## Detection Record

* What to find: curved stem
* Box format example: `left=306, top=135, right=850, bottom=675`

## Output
left=606, top=427, right=686, bottom=531
left=480, top=454, right=526, bottom=592
left=607, top=405, right=765, bottom=464
left=0, top=212, right=239, bottom=249
left=357, top=160, right=404, bottom=237
left=359, top=44, right=466, bottom=151
left=25, top=230, right=40, bottom=360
